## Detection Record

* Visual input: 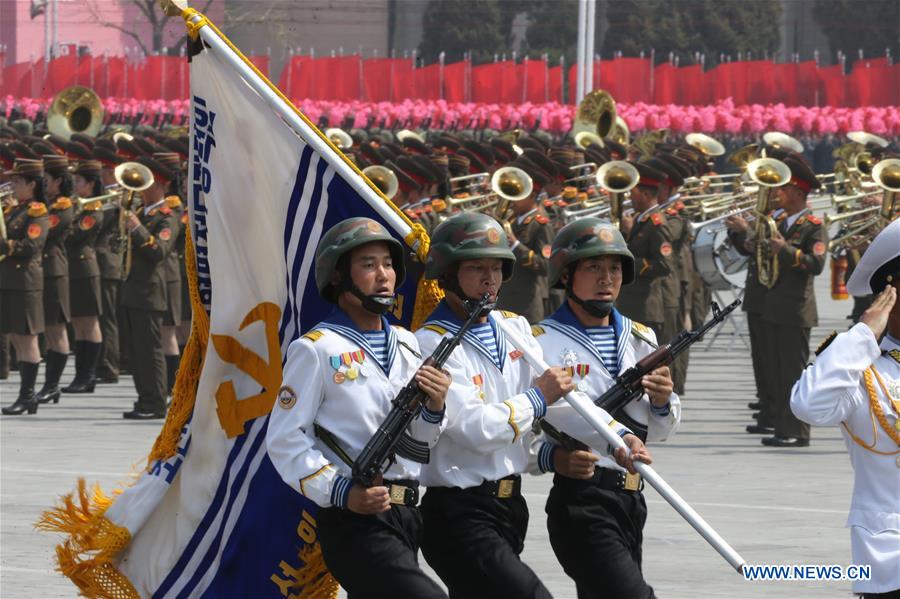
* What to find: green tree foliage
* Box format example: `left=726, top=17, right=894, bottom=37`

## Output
left=812, top=0, right=900, bottom=64
left=522, top=0, right=578, bottom=64
left=602, top=0, right=783, bottom=66
left=420, top=0, right=509, bottom=64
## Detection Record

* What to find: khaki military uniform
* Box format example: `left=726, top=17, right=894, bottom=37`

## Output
left=121, top=201, right=177, bottom=415
left=0, top=202, right=49, bottom=334
left=42, top=196, right=74, bottom=325
left=498, top=207, right=554, bottom=323
left=616, top=210, right=676, bottom=339
left=761, top=210, right=828, bottom=441
left=95, top=202, right=123, bottom=380
left=66, top=201, right=104, bottom=317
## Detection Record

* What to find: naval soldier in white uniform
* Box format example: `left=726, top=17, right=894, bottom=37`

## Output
left=533, top=218, right=679, bottom=599
left=267, top=217, right=451, bottom=598
left=791, top=218, right=900, bottom=598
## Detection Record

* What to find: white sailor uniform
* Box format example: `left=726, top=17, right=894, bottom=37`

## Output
left=791, top=325, right=900, bottom=595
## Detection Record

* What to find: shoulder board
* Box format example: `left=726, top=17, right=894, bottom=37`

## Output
left=814, top=331, right=838, bottom=356
left=391, top=324, right=407, bottom=331
left=665, top=207, right=677, bottom=216
left=796, top=216, right=807, bottom=225
left=160, top=206, right=172, bottom=215
left=301, top=330, right=324, bottom=343
left=499, top=310, right=518, bottom=319
left=83, top=200, right=103, bottom=211
left=523, top=215, right=534, bottom=225
left=531, top=325, right=545, bottom=337
left=51, top=197, right=72, bottom=210
left=28, top=202, right=48, bottom=217
left=422, top=323, right=448, bottom=336
left=630, top=324, right=657, bottom=348
left=650, top=212, right=663, bottom=226
left=165, top=196, right=183, bottom=209
left=806, top=214, right=822, bottom=225
left=535, top=214, right=549, bottom=225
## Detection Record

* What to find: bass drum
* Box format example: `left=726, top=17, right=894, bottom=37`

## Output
left=692, top=223, right=748, bottom=290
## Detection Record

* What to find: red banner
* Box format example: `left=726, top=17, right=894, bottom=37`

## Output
left=443, top=60, right=467, bottom=102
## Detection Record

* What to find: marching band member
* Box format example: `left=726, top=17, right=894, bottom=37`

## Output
left=791, top=218, right=900, bottom=598
left=414, top=212, right=573, bottom=599
left=34, top=155, right=75, bottom=405
left=534, top=217, right=676, bottom=599
left=1, top=160, right=49, bottom=415
left=267, top=217, right=450, bottom=598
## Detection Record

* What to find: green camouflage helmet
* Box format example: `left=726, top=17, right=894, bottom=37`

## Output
left=425, top=212, right=516, bottom=281
left=314, top=217, right=407, bottom=301
left=548, top=217, right=635, bottom=288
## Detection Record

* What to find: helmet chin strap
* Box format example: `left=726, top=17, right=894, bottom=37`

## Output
left=339, top=274, right=395, bottom=316
left=565, top=268, right=614, bottom=319
left=443, top=276, right=495, bottom=316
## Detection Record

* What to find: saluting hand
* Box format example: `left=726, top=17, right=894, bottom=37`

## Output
left=534, top=366, right=575, bottom=405
left=642, top=365, right=673, bottom=407
left=416, top=365, right=451, bottom=413
left=347, top=483, right=391, bottom=514
left=554, top=448, right=599, bottom=480
left=614, top=434, right=652, bottom=475
left=859, top=285, right=897, bottom=340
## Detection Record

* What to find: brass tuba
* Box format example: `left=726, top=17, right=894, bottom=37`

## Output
left=571, top=89, right=617, bottom=143
left=47, top=86, right=104, bottom=140
left=745, top=157, right=791, bottom=288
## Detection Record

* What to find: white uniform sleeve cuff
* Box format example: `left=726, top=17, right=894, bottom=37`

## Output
left=420, top=405, right=445, bottom=424
left=526, top=387, right=547, bottom=418
left=650, top=401, right=671, bottom=417
left=330, top=474, right=354, bottom=509
left=538, top=441, right=558, bottom=473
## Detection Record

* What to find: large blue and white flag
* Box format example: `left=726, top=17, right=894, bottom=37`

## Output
left=41, top=10, right=432, bottom=598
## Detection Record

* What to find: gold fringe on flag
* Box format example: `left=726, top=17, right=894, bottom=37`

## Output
left=35, top=480, right=138, bottom=599
left=290, top=544, right=340, bottom=598
left=405, top=223, right=444, bottom=330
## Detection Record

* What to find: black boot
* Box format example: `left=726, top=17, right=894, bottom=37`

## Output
left=2, top=361, right=40, bottom=415
left=165, top=354, right=181, bottom=397
left=36, top=350, right=68, bottom=404
left=66, top=341, right=100, bottom=394
left=61, top=340, right=85, bottom=392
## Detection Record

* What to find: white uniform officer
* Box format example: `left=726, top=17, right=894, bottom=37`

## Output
left=534, top=217, right=679, bottom=599
left=266, top=217, right=450, bottom=598
left=791, top=218, right=900, bottom=598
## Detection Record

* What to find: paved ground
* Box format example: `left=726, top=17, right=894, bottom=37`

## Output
left=1, top=273, right=868, bottom=598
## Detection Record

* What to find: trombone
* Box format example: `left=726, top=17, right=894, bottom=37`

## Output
left=77, top=191, right=122, bottom=207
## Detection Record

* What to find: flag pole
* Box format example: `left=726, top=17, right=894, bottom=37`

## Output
left=170, top=3, right=421, bottom=253
left=494, top=317, right=748, bottom=574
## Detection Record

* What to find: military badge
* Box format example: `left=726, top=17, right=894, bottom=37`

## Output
left=159, top=228, right=172, bottom=241
left=541, top=245, right=552, bottom=259
left=486, top=228, right=501, bottom=245
left=48, top=214, right=60, bottom=228
left=509, top=350, right=524, bottom=361
left=27, top=223, right=42, bottom=239
left=79, top=215, right=95, bottom=230
left=277, top=386, right=297, bottom=409
left=813, top=241, right=825, bottom=256
left=598, top=228, right=614, bottom=242
left=560, top=349, right=578, bottom=367
left=660, top=242, right=673, bottom=257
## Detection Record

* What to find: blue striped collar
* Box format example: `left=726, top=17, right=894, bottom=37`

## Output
left=424, top=300, right=507, bottom=371
left=541, top=301, right=631, bottom=377
left=316, top=307, right=397, bottom=376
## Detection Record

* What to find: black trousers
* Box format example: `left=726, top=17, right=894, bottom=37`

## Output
left=317, top=505, right=446, bottom=599
left=763, top=320, right=811, bottom=439
left=97, top=278, right=120, bottom=377
left=546, top=474, right=655, bottom=599
left=122, top=306, right=166, bottom=414
left=420, top=486, right=551, bottom=599
left=747, top=312, right=774, bottom=427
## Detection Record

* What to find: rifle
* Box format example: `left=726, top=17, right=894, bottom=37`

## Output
left=538, top=299, right=740, bottom=451
left=596, top=299, right=741, bottom=415
left=352, top=294, right=494, bottom=487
